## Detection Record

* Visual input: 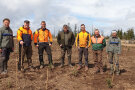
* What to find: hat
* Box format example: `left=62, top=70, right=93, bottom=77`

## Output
left=112, top=30, right=117, bottom=33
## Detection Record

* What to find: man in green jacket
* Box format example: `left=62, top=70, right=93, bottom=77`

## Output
left=91, top=29, right=106, bottom=74
left=57, top=25, right=75, bottom=67
left=0, top=18, right=14, bottom=75
left=106, top=30, right=121, bottom=75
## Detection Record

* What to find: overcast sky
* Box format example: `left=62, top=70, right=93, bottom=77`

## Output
left=0, top=0, right=135, bottom=36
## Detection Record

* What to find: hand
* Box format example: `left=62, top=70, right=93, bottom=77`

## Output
left=49, top=43, right=52, bottom=46
left=20, top=41, right=24, bottom=45
left=78, top=46, right=80, bottom=49
left=36, top=45, right=39, bottom=47
left=60, top=44, right=62, bottom=47
left=12, top=48, right=14, bottom=51
left=0, top=49, right=2, bottom=53
left=85, top=46, right=88, bottom=48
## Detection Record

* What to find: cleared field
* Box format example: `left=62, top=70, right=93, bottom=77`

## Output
left=0, top=38, right=135, bottom=90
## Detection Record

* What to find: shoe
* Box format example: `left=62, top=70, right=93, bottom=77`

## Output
left=110, top=64, right=114, bottom=75
left=59, top=64, right=64, bottom=68
left=85, top=66, right=89, bottom=71
left=93, top=67, right=100, bottom=74
left=116, top=71, right=120, bottom=75
left=40, top=65, right=44, bottom=69
left=100, top=69, right=104, bottom=74
left=68, top=64, right=73, bottom=67
left=77, top=65, right=82, bottom=70
left=116, top=66, right=120, bottom=75
left=1, top=71, right=7, bottom=75
left=49, top=64, right=54, bottom=69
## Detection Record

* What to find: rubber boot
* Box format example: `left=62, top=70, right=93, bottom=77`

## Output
left=116, top=65, right=120, bottom=75
left=68, top=56, right=73, bottom=67
left=110, top=64, right=114, bottom=75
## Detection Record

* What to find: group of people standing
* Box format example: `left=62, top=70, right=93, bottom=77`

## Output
left=0, top=18, right=121, bottom=76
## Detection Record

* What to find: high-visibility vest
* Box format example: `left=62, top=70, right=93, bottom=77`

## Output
left=91, top=35, right=104, bottom=44
left=34, top=28, right=53, bottom=43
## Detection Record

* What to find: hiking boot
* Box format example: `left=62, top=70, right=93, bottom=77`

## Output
left=100, top=69, right=104, bottom=74
left=77, top=65, right=82, bottom=70
left=110, top=70, right=113, bottom=75
left=93, top=67, right=100, bottom=74
left=110, top=64, right=114, bottom=75
left=85, top=66, right=89, bottom=71
left=1, top=71, right=7, bottom=75
left=59, top=64, right=64, bottom=68
left=116, top=65, right=120, bottom=75
left=21, top=67, right=24, bottom=72
left=68, top=64, right=73, bottom=67
left=49, top=64, right=54, bottom=69
left=40, top=65, right=44, bottom=69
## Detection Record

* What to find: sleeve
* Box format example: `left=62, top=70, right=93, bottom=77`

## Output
left=34, top=30, right=39, bottom=45
left=57, top=32, right=61, bottom=45
left=71, top=32, right=75, bottom=46
left=118, top=38, right=121, bottom=54
left=88, top=33, right=91, bottom=47
left=17, top=29, right=23, bottom=42
left=0, top=29, right=2, bottom=49
left=75, top=33, right=79, bottom=47
left=48, top=31, right=53, bottom=44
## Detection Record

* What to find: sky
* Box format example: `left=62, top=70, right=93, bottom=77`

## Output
left=0, top=0, right=135, bottom=36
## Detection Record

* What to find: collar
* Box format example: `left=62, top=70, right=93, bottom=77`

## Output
left=3, top=26, right=10, bottom=30
left=23, top=25, right=30, bottom=30
left=63, top=30, right=69, bottom=33
left=94, top=35, right=101, bottom=38
left=81, top=30, right=86, bottom=33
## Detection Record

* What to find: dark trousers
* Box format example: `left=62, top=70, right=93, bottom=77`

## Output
left=78, top=47, right=88, bottom=66
left=18, top=44, right=32, bottom=70
left=38, top=44, right=53, bottom=65
left=0, top=48, right=11, bottom=73
left=60, top=46, right=72, bottom=65
left=93, top=50, right=103, bottom=70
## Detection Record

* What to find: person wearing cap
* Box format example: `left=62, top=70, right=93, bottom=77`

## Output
left=91, top=29, right=106, bottom=74
left=34, top=21, right=54, bottom=69
left=0, top=18, right=14, bottom=75
left=17, top=20, right=33, bottom=71
left=76, top=24, right=91, bottom=71
left=57, top=25, right=75, bottom=68
left=106, top=30, right=121, bottom=75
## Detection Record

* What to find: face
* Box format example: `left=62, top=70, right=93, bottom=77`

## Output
left=94, top=30, right=100, bottom=37
left=41, top=22, right=46, bottom=29
left=63, top=26, right=68, bottom=32
left=3, top=20, right=10, bottom=28
left=112, top=32, right=117, bottom=37
left=81, top=25, right=85, bottom=31
left=24, top=22, right=29, bottom=29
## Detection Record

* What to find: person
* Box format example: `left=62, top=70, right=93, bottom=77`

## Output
left=106, top=30, right=121, bottom=75
left=76, top=24, right=91, bottom=71
left=34, top=21, right=54, bottom=69
left=0, top=18, right=14, bottom=74
left=91, top=29, right=106, bottom=74
left=57, top=25, right=75, bottom=68
left=17, top=20, right=33, bottom=71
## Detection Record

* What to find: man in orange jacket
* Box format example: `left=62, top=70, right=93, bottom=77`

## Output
left=17, top=20, right=33, bottom=71
left=91, top=29, right=106, bottom=74
left=76, top=24, right=91, bottom=71
left=34, top=21, right=54, bottom=69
